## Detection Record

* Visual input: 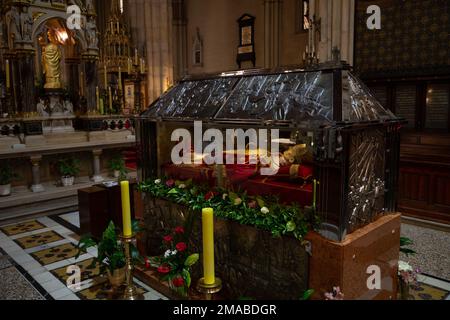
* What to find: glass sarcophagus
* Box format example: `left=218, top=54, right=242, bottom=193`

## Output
left=137, top=65, right=402, bottom=242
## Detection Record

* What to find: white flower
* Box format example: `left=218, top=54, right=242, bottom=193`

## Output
left=172, top=250, right=178, bottom=256
left=223, top=194, right=228, bottom=200
left=261, top=207, right=270, bottom=214
left=398, top=261, right=413, bottom=273
left=154, top=179, right=161, bottom=185
left=234, top=198, right=243, bottom=206
left=164, top=250, right=172, bottom=258
left=179, top=184, right=186, bottom=189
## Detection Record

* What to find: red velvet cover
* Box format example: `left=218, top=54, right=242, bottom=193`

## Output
left=240, top=177, right=313, bottom=206
left=162, top=164, right=216, bottom=186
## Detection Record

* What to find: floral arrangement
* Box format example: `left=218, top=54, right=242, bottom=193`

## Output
left=146, top=225, right=199, bottom=297
left=398, top=261, right=419, bottom=285
left=138, top=177, right=319, bottom=241
left=324, top=287, right=344, bottom=300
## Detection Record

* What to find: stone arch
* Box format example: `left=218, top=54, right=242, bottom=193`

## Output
left=32, top=13, right=87, bottom=52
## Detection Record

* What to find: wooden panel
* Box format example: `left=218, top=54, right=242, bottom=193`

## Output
left=425, top=84, right=449, bottom=130
left=434, top=176, right=450, bottom=208
left=398, top=160, right=450, bottom=224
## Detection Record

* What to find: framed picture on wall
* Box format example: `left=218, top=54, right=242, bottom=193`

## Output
left=237, top=14, right=256, bottom=69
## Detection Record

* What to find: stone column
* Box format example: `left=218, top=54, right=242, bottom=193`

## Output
left=92, top=149, right=104, bottom=183
left=264, top=0, right=282, bottom=68
left=127, top=0, right=174, bottom=103
left=172, top=0, right=188, bottom=81
left=30, top=156, right=45, bottom=193
left=315, top=0, right=355, bottom=65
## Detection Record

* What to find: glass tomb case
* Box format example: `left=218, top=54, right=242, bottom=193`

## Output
left=137, top=65, right=403, bottom=241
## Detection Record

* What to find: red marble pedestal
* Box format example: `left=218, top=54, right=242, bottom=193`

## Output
left=306, top=213, right=401, bottom=300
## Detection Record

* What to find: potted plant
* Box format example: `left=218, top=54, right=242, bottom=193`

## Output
left=108, top=155, right=128, bottom=180
left=57, top=157, right=80, bottom=187
left=76, top=221, right=143, bottom=288
left=0, top=164, right=19, bottom=197
left=398, top=237, right=419, bottom=300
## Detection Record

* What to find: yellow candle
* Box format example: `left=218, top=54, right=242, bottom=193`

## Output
left=202, top=208, right=215, bottom=285
left=5, top=59, right=10, bottom=89
left=121, top=181, right=132, bottom=237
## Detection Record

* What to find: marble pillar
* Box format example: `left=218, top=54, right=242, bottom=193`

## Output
left=92, top=149, right=104, bottom=183
left=30, top=156, right=45, bottom=193
left=264, top=0, right=282, bottom=68
left=315, top=0, right=355, bottom=65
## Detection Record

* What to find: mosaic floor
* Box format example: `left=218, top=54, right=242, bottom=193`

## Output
left=0, top=213, right=167, bottom=300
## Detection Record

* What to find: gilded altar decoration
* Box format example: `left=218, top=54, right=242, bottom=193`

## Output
left=42, top=30, right=62, bottom=89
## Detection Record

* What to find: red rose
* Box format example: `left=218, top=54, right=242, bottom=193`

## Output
left=157, top=265, right=171, bottom=274
left=248, top=200, right=257, bottom=209
left=172, top=277, right=185, bottom=288
left=174, top=226, right=185, bottom=234
left=204, top=191, right=215, bottom=201
left=166, top=179, right=175, bottom=187
left=145, top=258, right=150, bottom=269
left=176, top=242, right=187, bottom=252
left=163, top=235, right=173, bottom=243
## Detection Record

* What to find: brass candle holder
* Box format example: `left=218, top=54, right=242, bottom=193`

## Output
left=120, top=234, right=144, bottom=300
left=196, top=277, right=222, bottom=301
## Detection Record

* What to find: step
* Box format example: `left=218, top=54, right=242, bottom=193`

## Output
left=0, top=196, right=78, bottom=225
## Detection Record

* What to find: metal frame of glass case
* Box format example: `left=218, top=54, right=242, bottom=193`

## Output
left=137, top=64, right=403, bottom=242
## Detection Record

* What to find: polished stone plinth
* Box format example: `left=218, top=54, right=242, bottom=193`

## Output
left=306, top=213, right=402, bottom=300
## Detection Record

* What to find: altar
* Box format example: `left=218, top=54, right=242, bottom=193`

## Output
left=136, top=63, right=404, bottom=299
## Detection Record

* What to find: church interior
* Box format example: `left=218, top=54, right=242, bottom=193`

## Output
left=0, top=0, right=449, bottom=301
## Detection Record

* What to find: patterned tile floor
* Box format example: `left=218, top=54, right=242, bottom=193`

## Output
left=0, top=212, right=449, bottom=300
left=0, top=214, right=167, bottom=301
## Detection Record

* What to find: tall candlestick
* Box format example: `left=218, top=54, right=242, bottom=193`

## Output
left=313, top=179, right=318, bottom=210
left=5, top=59, right=10, bottom=89
left=108, top=86, right=113, bottom=113
left=118, top=66, right=122, bottom=91
left=128, top=58, right=132, bottom=74
left=202, top=208, right=215, bottom=285
left=104, top=65, right=108, bottom=88
left=121, top=181, right=132, bottom=238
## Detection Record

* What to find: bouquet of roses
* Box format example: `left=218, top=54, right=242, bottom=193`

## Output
left=146, top=226, right=199, bottom=297
left=398, top=261, right=419, bottom=285
left=324, top=286, right=344, bottom=300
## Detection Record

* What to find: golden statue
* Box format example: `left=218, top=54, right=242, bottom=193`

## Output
left=42, top=30, right=62, bottom=89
